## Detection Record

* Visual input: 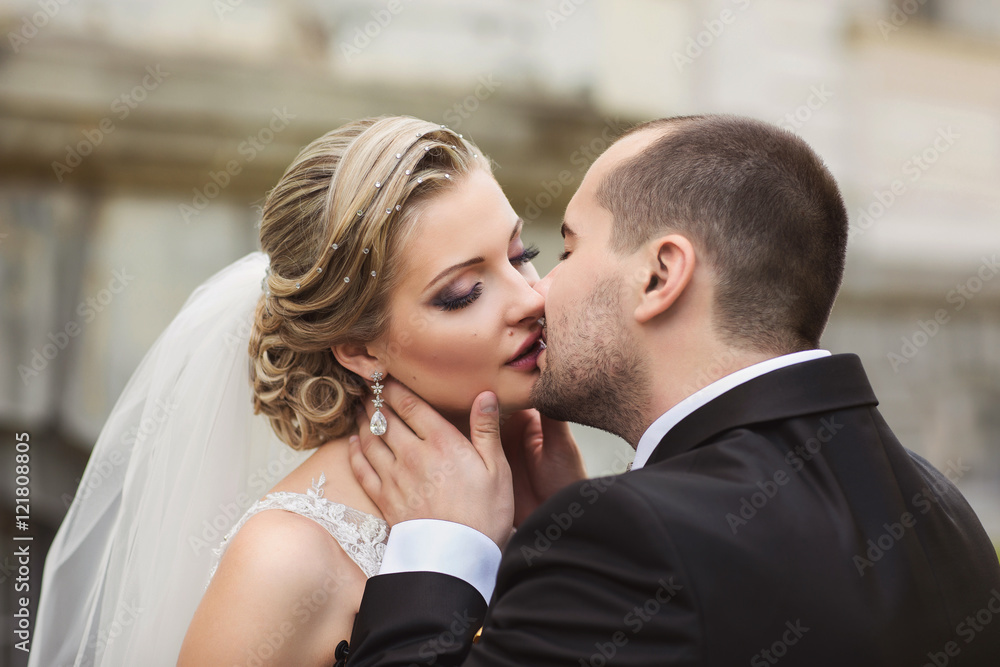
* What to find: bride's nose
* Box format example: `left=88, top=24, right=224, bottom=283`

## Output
left=510, top=274, right=545, bottom=326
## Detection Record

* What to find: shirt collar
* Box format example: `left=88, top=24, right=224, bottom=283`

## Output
left=629, top=349, right=832, bottom=471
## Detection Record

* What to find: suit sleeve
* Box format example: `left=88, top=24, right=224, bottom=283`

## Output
left=348, top=476, right=703, bottom=666
left=349, top=571, right=487, bottom=666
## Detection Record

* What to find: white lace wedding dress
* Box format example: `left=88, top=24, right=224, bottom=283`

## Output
left=212, top=472, right=389, bottom=580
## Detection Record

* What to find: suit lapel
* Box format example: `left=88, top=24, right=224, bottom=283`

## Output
left=645, top=354, right=879, bottom=466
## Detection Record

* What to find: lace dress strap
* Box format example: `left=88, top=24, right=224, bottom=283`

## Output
left=211, top=473, right=389, bottom=579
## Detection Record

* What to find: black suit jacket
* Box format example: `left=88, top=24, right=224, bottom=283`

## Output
left=347, top=354, right=1000, bottom=666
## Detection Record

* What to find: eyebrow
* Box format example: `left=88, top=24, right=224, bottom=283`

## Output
left=426, top=217, right=524, bottom=290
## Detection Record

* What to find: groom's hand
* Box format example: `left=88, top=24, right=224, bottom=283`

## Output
left=501, top=410, right=587, bottom=526
left=350, top=380, right=514, bottom=548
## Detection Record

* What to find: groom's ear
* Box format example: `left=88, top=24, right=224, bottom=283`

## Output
left=332, top=341, right=383, bottom=379
left=633, top=234, right=696, bottom=324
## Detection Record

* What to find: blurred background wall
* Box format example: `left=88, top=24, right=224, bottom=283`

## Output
left=1, top=0, right=999, bottom=661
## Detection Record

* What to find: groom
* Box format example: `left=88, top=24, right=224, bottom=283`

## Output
left=345, top=115, right=1000, bottom=665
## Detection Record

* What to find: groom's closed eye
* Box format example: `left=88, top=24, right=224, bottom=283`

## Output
left=559, top=220, right=576, bottom=239
left=559, top=219, right=577, bottom=260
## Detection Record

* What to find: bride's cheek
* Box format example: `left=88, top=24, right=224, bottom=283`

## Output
left=383, top=317, right=429, bottom=363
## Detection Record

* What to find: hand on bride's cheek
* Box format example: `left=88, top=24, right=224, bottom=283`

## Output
left=377, top=170, right=545, bottom=420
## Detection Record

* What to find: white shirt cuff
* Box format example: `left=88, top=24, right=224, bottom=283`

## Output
left=378, top=519, right=502, bottom=604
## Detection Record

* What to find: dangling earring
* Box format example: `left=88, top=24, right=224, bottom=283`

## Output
left=369, top=371, right=387, bottom=436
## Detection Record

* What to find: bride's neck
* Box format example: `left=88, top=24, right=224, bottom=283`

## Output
left=439, top=408, right=512, bottom=442
left=440, top=409, right=472, bottom=440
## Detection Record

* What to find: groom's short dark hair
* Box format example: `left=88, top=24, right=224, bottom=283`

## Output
left=597, top=115, right=848, bottom=353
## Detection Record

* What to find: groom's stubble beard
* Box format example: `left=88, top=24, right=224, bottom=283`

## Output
left=531, top=276, right=651, bottom=445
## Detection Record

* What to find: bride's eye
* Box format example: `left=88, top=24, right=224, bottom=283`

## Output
left=434, top=283, right=484, bottom=311
left=510, top=244, right=540, bottom=267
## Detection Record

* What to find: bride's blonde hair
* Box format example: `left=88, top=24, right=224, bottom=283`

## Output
left=250, top=116, right=491, bottom=450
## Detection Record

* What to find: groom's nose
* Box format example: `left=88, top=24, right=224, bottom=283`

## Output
left=534, top=263, right=559, bottom=300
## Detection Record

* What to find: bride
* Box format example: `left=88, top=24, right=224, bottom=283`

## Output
left=31, top=116, right=584, bottom=666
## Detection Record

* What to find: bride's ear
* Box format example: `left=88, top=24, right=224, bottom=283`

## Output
left=331, top=341, right=384, bottom=379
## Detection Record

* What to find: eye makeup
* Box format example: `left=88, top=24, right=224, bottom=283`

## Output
left=432, top=244, right=540, bottom=311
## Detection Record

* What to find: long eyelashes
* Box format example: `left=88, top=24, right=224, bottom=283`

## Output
left=511, top=244, right=540, bottom=267
left=436, top=283, right=484, bottom=311
left=434, top=244, right=540, bottom=312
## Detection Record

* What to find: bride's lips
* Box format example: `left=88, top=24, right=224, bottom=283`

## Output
left=506, top=329, right=545, bottom=370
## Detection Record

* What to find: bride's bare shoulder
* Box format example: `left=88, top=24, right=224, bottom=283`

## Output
left=218, top=508, right=368, bottom=596
left=179, top=508, right=366, bottom=664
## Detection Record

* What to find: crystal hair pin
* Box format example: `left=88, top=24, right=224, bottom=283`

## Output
left=348, top=123, right=472, bottom=241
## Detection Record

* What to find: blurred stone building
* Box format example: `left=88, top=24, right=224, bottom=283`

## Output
left=1, top=0, right=999, bottom=661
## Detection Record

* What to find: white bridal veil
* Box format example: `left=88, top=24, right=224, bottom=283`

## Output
left=30, top=252, right=313, bottom=666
